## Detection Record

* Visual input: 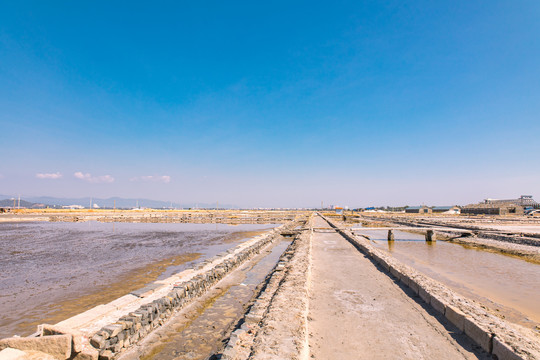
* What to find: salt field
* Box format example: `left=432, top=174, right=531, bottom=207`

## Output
left=0, top=221, right=277, bottom=338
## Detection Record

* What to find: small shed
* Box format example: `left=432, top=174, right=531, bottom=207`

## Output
left=405, top=206, right=432, bottom=214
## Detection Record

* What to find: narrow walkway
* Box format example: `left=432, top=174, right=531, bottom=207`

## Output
left=308, top=216, right=489, bottom=359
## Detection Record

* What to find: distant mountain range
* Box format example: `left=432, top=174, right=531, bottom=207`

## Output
left=0, top=198, right=40, bottom=208
left=0, top=195, right=239, bottom=209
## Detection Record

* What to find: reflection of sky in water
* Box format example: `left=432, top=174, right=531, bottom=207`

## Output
left=354, top=228, right=540, bottom=328
left=0, top=221, right=277, bottom=338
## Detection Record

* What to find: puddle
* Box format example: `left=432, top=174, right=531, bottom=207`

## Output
left=356, top=228, right=540, bottom=330
left=136, top=239, right=292, bottom=360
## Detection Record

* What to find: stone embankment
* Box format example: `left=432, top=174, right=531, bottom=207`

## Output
left=46, top=211, right=304, bottom=224
left=220, top=217, right=312, bottom=360
left=324, top=215, right=540, bottom=360
left=0, top=220, right=303, bottom=360
left=0, top=210, right=308, bottom=224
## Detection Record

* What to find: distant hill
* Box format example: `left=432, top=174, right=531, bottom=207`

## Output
left=0, top=198, right=47, bottom=208
left=0, top=195, right=238, bottom=209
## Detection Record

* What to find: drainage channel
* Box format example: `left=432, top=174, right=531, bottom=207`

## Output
left=119, top=237, right=293, bottom=360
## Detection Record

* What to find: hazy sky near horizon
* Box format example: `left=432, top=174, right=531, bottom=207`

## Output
left=1, top=1, right=539, bottom=207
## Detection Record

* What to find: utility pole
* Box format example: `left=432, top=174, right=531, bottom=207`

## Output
left=113, top=200, right=116, bottom=212
left=90, top=197, right=92, bottom=209
left=18, top=195, right=20, bottom=209
left=216, top=201, right=218, bottom=210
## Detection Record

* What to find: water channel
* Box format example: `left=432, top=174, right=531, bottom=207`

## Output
left=356, top=228, right=540, bottom=330
left=130, top=238, right=291, bottom=360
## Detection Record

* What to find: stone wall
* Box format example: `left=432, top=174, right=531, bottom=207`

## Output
left=221, top=215, right=313, bottom=360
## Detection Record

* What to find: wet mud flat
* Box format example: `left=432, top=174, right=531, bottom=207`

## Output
left=0, top=221, right=277, bottom=339
left=359, top=228, right=540, bottom=330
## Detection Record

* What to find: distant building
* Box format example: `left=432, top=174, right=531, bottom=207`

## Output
left=484, top=195, right=539, bottom=208
left=62, top=205, right=84, bottom=209
left=460, top=195, right=538, bottom=215
left=461, top=204, right=524, bottom=215
left=405, top=206, right=432, bottom=214
left=432, top=206, right=460, bottom=214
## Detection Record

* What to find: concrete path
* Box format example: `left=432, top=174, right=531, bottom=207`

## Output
left=308, top=216, right=489, bottom=360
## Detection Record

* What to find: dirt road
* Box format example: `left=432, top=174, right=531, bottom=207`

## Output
left=308, top=216, right=490, bottom=359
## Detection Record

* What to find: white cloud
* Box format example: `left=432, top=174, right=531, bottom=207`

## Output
left=130, top=175, right=171, bottom=183
left=74, top=172, right=115, bottom=183
left=36, top=172, right=63, bottom=179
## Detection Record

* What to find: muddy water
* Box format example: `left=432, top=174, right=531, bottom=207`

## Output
left=0, top=221, right=278, bottom=339
left=357, top=228, right=540, bottom=330
left=134, top=239, right=292, bottom=360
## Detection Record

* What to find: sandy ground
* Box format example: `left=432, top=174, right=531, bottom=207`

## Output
left=307, top=216, right=490, bottom=360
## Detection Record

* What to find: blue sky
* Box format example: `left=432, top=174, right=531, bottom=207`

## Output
left=1, top=1, right=539, bottom=207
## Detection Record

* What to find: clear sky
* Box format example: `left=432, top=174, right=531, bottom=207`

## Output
left=1, top=1, right=539, bottom=208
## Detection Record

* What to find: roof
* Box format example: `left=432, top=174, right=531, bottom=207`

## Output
left=463, top=203, right=524, bottom=209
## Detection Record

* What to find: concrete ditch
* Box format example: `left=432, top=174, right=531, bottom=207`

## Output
left=220, top=216, right=312, bottom=360
left=322, top=214, right=540, bottom=360
left=0, top=220, right=303, bottom=360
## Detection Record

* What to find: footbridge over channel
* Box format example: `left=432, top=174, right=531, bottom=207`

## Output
left=291, top=225, right=475, bottom=242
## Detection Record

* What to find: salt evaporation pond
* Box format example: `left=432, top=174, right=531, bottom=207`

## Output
left=0, top=221, right=278, bottom=338
left=357, top=228, right=540, bottom=330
